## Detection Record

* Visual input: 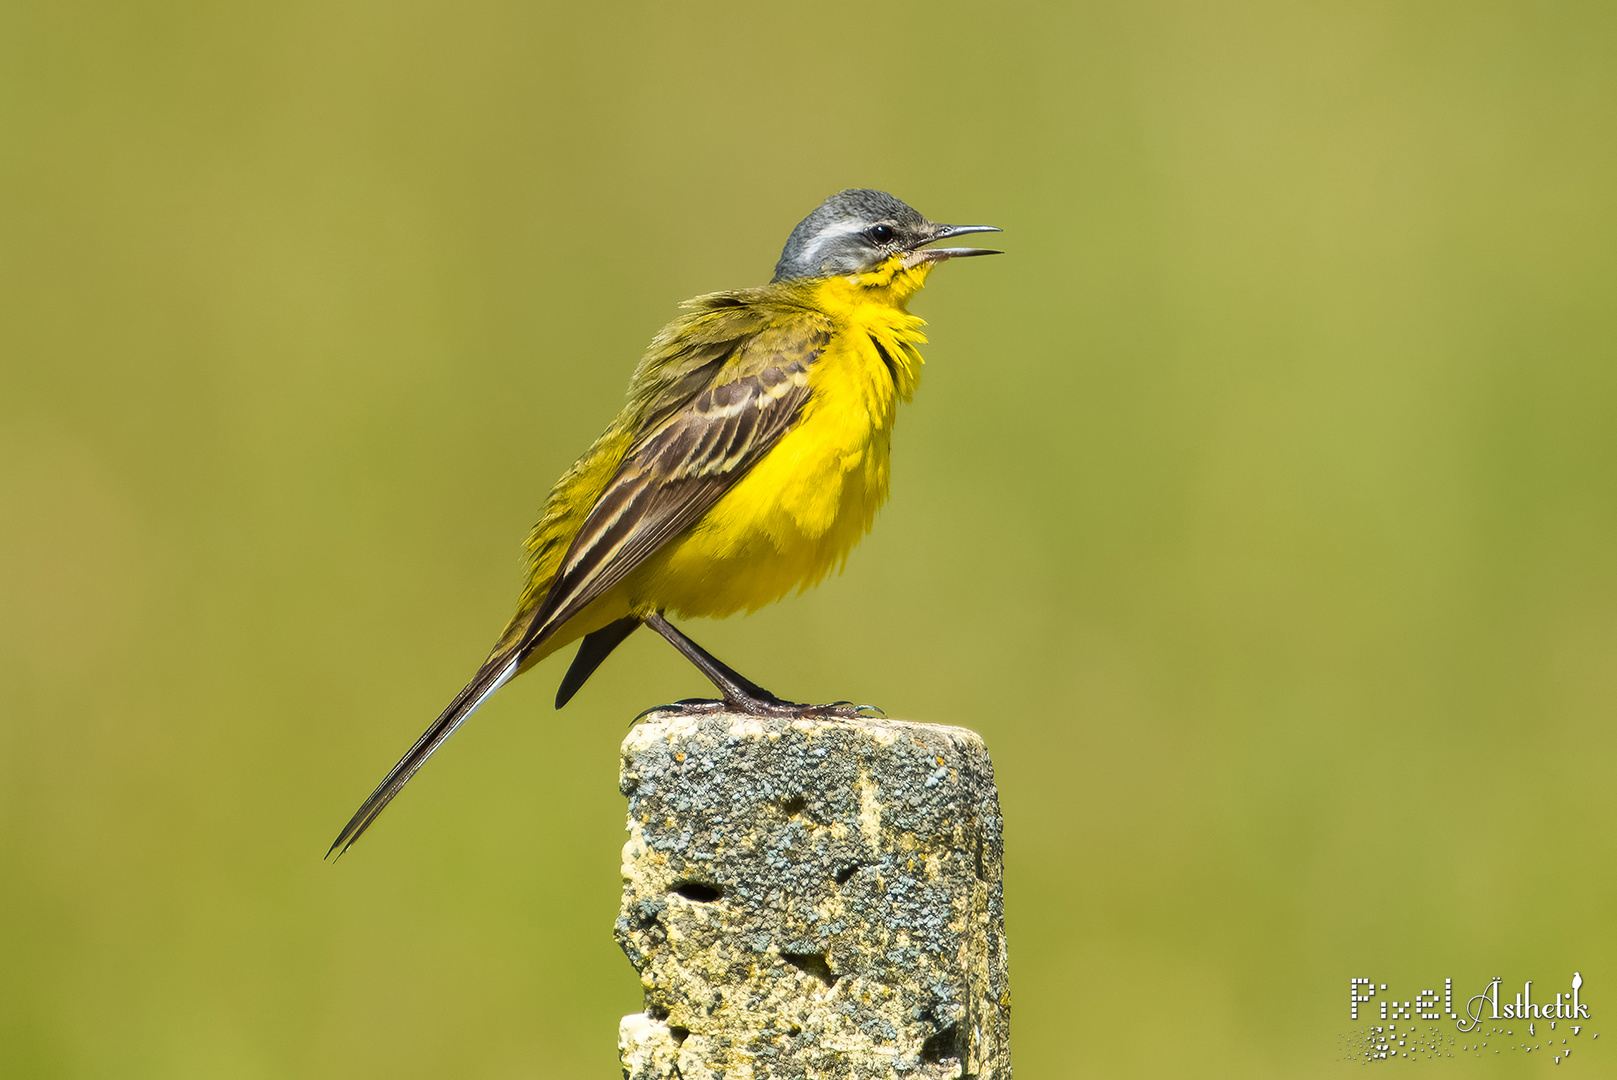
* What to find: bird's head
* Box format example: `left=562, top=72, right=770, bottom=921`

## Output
left=771, top=189, right=1000, bottom=294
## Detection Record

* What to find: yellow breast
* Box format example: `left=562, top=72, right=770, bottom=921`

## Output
left=626, top=268, right=931, bottom=620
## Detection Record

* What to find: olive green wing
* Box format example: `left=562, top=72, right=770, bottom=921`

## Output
left=518, top=311, right=832, bottom=647
left=327, top=303, right=831, bottom=857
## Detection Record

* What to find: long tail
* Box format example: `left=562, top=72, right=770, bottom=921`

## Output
left=326, top=648, right=523, bottom=859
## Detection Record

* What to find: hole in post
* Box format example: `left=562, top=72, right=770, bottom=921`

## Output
left=833, top=864, right=858, bottom=886
left=671, top=882, right=722, bottom=903
left=668, top=1025, right=689, bottom=1046
left=920, top=1022, right=962, bottom=1062
left=781, top=951, right=837, bottom=989
left=781, top=794, right=806, bottom=817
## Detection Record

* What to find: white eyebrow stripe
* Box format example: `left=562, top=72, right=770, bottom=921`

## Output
left=795, top=219, right=871, bottom=265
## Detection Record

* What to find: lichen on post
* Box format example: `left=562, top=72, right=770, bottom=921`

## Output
left=616, top=711, right=1011, bottom=1079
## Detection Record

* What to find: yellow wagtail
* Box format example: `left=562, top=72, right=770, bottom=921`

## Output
left=330, top=189, right=999, bottom=855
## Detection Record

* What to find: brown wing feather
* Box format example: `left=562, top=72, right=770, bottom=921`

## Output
left=327, top=298, right=829, bottom=857
left=519, top=333, right=822, bottom=643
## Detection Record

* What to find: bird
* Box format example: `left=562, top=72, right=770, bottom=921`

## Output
left=329, top=189, right=1000, bottom=856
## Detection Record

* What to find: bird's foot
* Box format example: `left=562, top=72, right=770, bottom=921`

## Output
left=815, top=700, right=888, bottom=719
left=632, top=695, right=886, bottom=725
left=632, top=697, right=730, bottom=725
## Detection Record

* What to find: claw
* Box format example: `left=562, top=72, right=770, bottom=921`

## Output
left=631, top=698, right=727, bottom=726
left=631, top=697, right=888, bottom=724
left=811, top=700, right=885, bottom=719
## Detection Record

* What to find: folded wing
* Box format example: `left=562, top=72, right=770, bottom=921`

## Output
left=328, top=304, right=832, bottom=856
left=522, top=325, right=825, bottom=642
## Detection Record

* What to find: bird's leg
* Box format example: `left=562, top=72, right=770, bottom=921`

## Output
left=644, top=612, right=788, bottom=708
left=641, top=612, right=882, bottom=720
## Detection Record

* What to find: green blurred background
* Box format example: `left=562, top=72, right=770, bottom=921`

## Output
left=3, top=0, right=1615, bottom=1075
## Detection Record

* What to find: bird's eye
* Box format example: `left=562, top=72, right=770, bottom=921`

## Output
left=869, top=224, right=895, bottom=244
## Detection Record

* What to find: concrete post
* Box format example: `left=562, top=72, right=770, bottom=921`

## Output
left=616, top=712, right=1011, bottom=1079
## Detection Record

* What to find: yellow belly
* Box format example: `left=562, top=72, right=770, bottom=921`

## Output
left=623, top=323, right=903, bottom=619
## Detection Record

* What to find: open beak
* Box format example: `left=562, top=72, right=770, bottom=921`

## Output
left=904, top=223, right=1003, bottom=268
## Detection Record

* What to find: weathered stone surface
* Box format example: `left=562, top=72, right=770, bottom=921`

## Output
left=616, top=712, right=1010, bottom=1079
